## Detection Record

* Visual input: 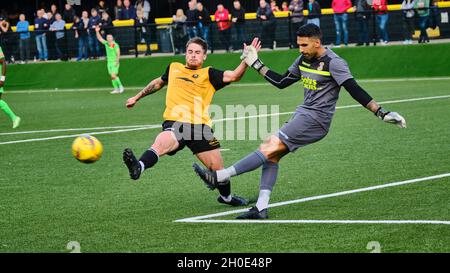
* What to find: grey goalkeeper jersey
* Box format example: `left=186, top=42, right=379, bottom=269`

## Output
left=288, top=48, right=353, bottom=131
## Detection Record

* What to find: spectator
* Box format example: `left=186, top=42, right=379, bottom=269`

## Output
left=372, top=0, right=389, bottom=45
left=114, top=0, right=124, bottom=20
left=332, top=0, right=352, bottom=46
left=197, top=2, right=211, bottom=45
left=135, top=9, right=152, bottom=56
left=185, top=0, right=200, bottom=39
left=100, top=12, right=114, bottom=36
left=0, top=16, right=12, bottom=62
left=135, top=0, right=151, bottom=20
left=172, top=9, right=187, bottom=54
left=46, top=12, right=56, bottom=59
left=50, top=4, right=58, bottom=16
left=231, top=0, right=246, bottom=51
left=97, top=1, right=110, bottom=17
left=354, top=0, right=371, bottom=46
left=271, top=0, right=281, bottom=12
left=429, top=0, right=440, bottom=30
left=72, top=13, right=89, bottom=61
left=16, top=14, right=30, bottom=63
left=281, top=1, right=289, bottom=11
left=63, top=3, right=76, bottom=23
left=289, top=0, right=304, bottom=47
left=401, top=0, right=415, bottom=44
left=257, top=0, right=276, bottom=49
left=34, top=9, right=49, bottom=61
left=415, top=0, right=430, bottom=43
left=50, top=13, right=67, bottom=61
left=88, top=8, right=102, bottom=59
left=215, top=4, right=232, bottom=52
left=306, top=0, right=321, bottom=27
left=47, top=12, right=55, bottom=24
left=121, top=0, right=137, bottom=20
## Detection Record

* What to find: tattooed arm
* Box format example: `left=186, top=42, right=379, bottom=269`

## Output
left=126, top=77, right=166, bottom=108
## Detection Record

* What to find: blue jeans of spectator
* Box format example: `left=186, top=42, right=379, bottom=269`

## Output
left=77, top=36, right=88, bottom=60
left=233, top=24, right=245, bottom=50
left=307, top=18, right=320, bottom=28
left=88, top=33, right=100, bottom=58
left=199, top=24, right=209, bottom=45
left=187, top=26, right=198, bottom=39
left=35, top=34, right=48, bottom=60
left=419, top=16, right=429, bottom=42
left=356, top=17, right=370, bottom=44
left=333, top=13, right=348, bottom=46
left=376, top=13, right=389, bottom=42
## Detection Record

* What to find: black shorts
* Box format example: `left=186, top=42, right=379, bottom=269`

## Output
left=162, top=120, right=221, bottom=156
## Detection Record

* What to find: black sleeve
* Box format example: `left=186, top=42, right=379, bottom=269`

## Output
left=209, top=67, right=230, bottom=91
left=161, top=64, right=170, bottom=82
left=342, top=78, right=373, bottom=107
left=264, top=70, right=300, bottom=89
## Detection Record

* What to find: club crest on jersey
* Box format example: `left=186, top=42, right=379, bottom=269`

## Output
left=193, top=74, right=199, bottom=79
left=317, top=62, right=325, bottom=71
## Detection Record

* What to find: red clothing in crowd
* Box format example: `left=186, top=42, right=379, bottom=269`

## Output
left=372, top=0, right=388, bottom=14
left=215, top=8, right=231, bottom=31
left=332, top=0, right=353, bottom=14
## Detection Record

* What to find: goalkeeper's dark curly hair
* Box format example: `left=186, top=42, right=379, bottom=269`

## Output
left=296, top=24, right=323, bottom=40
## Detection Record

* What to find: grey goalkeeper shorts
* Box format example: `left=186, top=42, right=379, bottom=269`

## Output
left=277, top=112, right=328, bottom=152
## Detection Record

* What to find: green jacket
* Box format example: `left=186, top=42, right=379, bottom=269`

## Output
left=414, top=0, right=430, bottom=17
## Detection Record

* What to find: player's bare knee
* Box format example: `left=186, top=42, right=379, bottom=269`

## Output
left=111, top=74, right=117, bottom=80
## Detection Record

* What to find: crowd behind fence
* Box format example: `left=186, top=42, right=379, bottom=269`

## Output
left=0, top=6, right=448, bottom=64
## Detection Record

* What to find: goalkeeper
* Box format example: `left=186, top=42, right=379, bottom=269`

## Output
left=193, top=24, right=406, bottom=219
left=95, top=26, right=124, bottom=94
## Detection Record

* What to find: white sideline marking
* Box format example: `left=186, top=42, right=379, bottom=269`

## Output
left=174, top=172, right=450, bottom=223
left=183, top=220, right=450, bottom=225
left=1, top=93, right=450, bottom=145
left=0, top=126, right=159, bottom=145
left=0, top=125, right=151, bottom=136
left=7, top=77, right=450, bottom=94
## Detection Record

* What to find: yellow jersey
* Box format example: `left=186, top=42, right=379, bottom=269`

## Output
left=161, top=62, right=228, bottom=127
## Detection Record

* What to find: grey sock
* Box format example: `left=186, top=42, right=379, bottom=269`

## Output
left=260, top=161, right=279, bottom=191
left=233, top=150, right=268, bottom=176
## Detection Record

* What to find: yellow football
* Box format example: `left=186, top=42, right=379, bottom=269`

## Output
left=72, top=135, right=103, bottom=163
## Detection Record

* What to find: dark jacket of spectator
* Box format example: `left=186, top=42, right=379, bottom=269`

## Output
left=34, top=17, right=49, bottom=35
left=63, top=6, right=76, bottom=23
left=231, top=7, right=246, bottom=25
left=307, top=1, right=321, bottom=19
left=289, top=0, right=304, bottom=23
left=198, top=7, right=211, bottom=26
left=257, top=5, right=275, bottom=22
left=185, top=8, right=199, bottom=27
left=120, top=6, right=137, bottom=20
left=72, top=19, right=88, bottom=38
left=88, top=15, right=101, bottom=29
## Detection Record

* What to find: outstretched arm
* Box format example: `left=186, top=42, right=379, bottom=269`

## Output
left=222, top=38, right=262, bottom=83
left=342, top=78, right=407, bottom=128
left=241, top=38, right=299, bottom=89
left=95, top=26, right=105, bottom=43
left=126, top=77, right=166, bottom=108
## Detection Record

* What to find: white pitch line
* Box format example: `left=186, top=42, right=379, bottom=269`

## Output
left=175, top=172, right=450, bottom=223
left=1, top=93, right=450, bottom=145
left=7, top=76, right=450, bottom=94
left=0, top=124, right=153, bottom=136
left=4, top=93, right=450, bottom=138
left=0, top=126, right=159, bottom=145
left=181, top=220, right=450, bottom=225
